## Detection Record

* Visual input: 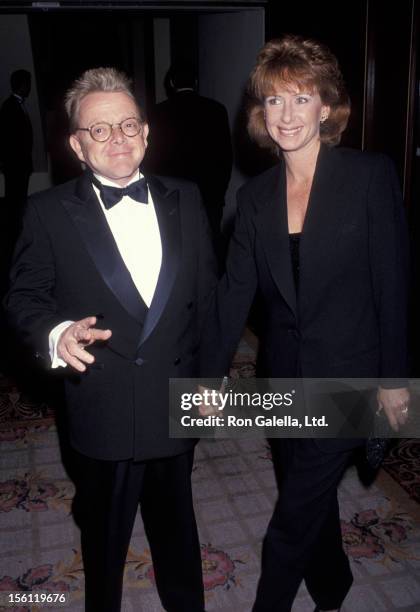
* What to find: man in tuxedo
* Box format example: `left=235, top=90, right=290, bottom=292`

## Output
left=5, top=67, right=216, bottom=612
left=0, top=69, right=33, bottom=221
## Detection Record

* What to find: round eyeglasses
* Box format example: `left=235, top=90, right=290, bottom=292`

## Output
left=76, top=117, right=144, bottom=142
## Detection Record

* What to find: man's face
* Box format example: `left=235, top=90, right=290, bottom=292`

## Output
left=69, top=91, right=149, bottom=186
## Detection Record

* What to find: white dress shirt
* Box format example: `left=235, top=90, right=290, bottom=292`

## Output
left=49, top=170, right=162, bottom=368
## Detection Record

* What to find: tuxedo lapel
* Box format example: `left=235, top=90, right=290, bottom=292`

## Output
left=138, top=175, right=181, bottom=346
left=255, top=163, right=297, bottom=317
left=61, top=173, right=147, bottom=323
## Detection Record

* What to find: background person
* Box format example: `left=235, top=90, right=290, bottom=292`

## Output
left=0, top=69, right=33, bottom=268
left=0, top=69, right=33, bottom=222
left=144, top=61, right=233, bottom=265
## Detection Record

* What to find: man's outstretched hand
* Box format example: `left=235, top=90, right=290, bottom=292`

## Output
left=57, top=316, right=112, bottom=372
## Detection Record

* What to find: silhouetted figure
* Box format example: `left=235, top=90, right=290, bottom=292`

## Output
left=0, top=70, right=33, bottom=295
left=0, top=70, right=33, bottom=228
left=144, top=62, right=233, bottom=261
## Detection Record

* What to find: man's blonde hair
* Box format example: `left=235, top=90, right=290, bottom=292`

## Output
left=65, top=67, right=142, bottom=133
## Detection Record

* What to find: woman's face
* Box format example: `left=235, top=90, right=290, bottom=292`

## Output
left=263, top=84, right=329, bottom=154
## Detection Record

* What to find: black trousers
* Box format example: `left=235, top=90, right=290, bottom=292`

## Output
left=253, top=439, right=354, bottom=612
left=72, top=448, right=205, bottom=612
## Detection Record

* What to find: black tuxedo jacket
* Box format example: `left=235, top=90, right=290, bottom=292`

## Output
left=201, top=145, right=409, bottom=402
left=0, top=95, right=33, bottom=172
left=5, top=172, right=217, bottom=461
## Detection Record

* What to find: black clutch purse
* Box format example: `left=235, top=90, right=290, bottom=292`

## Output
left=366, top=411, right=393, bottom=469
left=366, top=437, right=391, bottom=469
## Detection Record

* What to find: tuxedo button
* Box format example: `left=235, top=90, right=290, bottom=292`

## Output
left=187, top=301, right=194, bottom=309
left=174, top=357, right=181, bottom=365
left=135, top=357, right=145, bottom=366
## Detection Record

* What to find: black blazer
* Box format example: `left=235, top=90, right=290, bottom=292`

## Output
left=201, top=144, right=409, bottom=385
left=5, top=172, right=217, bottom=461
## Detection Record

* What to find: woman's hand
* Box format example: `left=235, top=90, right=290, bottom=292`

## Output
left=376, top=387, right=410, bottom=431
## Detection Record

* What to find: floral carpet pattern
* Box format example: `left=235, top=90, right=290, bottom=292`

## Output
left=0, top=551, right=83, bottom=608
left=0, top=373, right=54, bottom=427
left=341, top=499, right=417, bottom=566
left=383, top=439, right=420, bottom=504
left=123, top=544, right=245, bottom=594
left=0, top=471, right=74, bottom=514
left=0, top=543, right=247, bottom=612
left=1, top=429, right=419, bottom=611
left=0, top=423, right=55, bottom=448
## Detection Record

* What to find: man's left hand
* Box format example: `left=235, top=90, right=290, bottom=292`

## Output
left=377, top=386, right=410, bottom=432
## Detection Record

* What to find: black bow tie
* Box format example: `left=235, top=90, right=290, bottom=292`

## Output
left=91, top=175, right=148, bottom=209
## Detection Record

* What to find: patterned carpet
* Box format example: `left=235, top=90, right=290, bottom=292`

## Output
left=0, top=339, right=420, bottom=611
left=382, top=440, right=420, bottom=505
